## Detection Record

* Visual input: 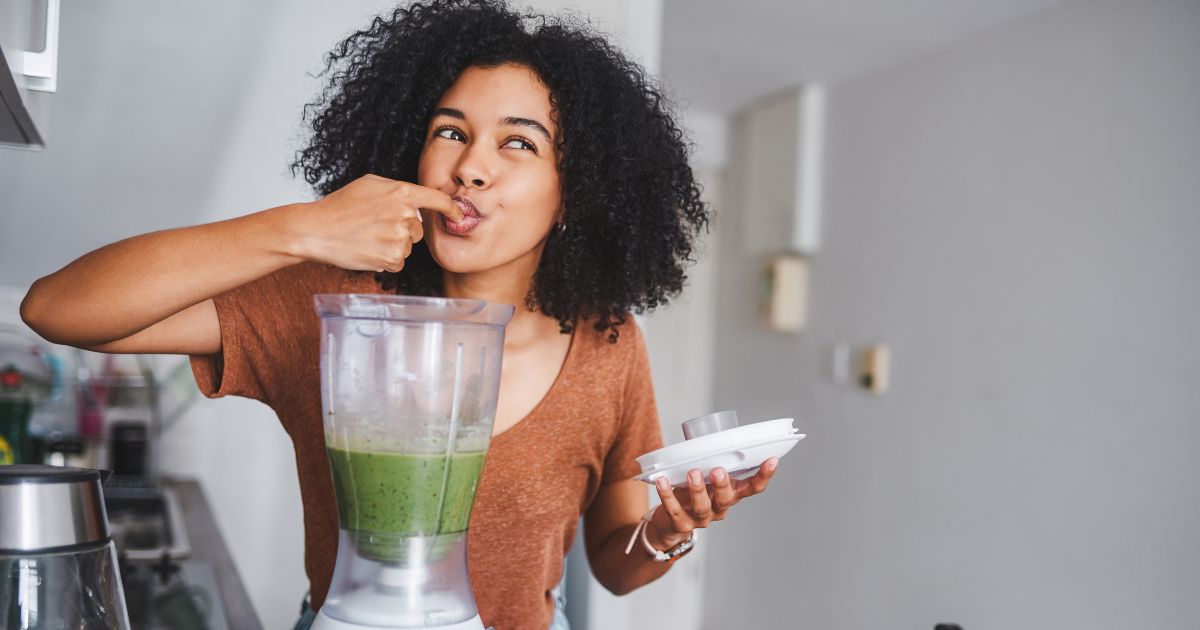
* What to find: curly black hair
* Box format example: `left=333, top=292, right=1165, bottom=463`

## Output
left=292, top=0, right=708, bottom=342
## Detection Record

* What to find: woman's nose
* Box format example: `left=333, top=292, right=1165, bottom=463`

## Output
left=454, top=147, right=491, bottom=189
left=454, top=171, right=486, bottom=187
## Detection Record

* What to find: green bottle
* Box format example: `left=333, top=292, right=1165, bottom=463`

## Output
left=0, top=366, right=33, bottom=465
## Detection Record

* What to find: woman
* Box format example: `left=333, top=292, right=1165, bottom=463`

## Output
left=20, top=1, right=779, bottom=628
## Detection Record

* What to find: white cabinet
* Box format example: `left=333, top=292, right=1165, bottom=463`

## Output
left=1, top=0, right=60, bottom=148
left=734, top=84, right=826, bottom=257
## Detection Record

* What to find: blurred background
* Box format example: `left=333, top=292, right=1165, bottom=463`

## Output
left=2, top=0, right=1198, bottom=628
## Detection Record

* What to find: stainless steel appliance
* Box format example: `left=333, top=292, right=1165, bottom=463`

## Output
left=0, top=464, right=131, bottom=629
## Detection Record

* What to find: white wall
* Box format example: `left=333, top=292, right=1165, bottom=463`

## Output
left=0, top=0, right=282, bottom=287
left=703, top=0, right=1200, bottom=628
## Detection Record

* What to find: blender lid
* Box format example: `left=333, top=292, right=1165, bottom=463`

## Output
left=0, top=464, right=112, bottom=552
left=634, top=418, right=805, bottom=488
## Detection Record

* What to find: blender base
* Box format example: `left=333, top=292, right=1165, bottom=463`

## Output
left=312, top=610, right=487, bottom=630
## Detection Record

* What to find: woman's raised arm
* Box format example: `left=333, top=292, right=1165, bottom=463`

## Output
left=20, top=175, right=461, bottom=355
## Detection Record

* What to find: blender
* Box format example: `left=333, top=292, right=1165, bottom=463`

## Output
left=312, top=295, right=513, bottom=630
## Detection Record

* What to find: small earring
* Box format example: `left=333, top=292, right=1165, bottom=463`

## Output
left=556, top=222, right=567, bottom=234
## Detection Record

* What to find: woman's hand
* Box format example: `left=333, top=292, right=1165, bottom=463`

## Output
left=646, top=457, right=780, bottom=549
left=287, top=174, right=463, bottom=273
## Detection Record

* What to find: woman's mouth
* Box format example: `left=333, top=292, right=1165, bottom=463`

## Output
left=442, top=196, right=484, bottom=235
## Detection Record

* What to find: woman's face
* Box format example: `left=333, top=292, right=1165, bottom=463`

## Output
left=418, top=63, right=561, bottom=277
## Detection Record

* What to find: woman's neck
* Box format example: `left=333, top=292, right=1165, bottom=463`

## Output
left=442, top=266, right=529, bottom=309
left=442, top=262, right=560, bottom=349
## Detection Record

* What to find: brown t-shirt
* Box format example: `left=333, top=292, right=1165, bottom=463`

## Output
left=189, top=262, right=663, bottom=630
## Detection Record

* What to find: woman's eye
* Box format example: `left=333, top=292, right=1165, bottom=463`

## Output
left=434, top=127, right=466, bottom=142
left=503, top=137, right=536, bottom=152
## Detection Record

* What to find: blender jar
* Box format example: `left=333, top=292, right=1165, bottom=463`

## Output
left=315, top=295, right=513, bottom=628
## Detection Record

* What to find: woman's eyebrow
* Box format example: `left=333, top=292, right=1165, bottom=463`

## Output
left=501, top=116, right=552, bottom=143
left=432, top=107, right=551, bottom=143
left=432, top=107, right=467, bottom=120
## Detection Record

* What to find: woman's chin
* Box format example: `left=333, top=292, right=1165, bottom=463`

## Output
left=428, top=246, right=494, bottom=275
left=437, top=260, right=491, bottom=275
left=427, top=229, right=547, bottom=278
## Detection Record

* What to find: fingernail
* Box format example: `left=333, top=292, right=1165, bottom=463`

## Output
left=766, top=458, right=778, bottom=472
left=713, top=469, right=726, bottom=482
left=656, top=478, right=668, bottom=491
left=689, top=470, right=702, bottom=485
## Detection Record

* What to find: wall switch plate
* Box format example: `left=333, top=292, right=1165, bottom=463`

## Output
left=858, top=343, right=890, bottom=394
left=760, top=254, right=808, bottom=333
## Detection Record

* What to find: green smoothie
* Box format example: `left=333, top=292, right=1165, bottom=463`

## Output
left=327, top=446, right=486, bottom=562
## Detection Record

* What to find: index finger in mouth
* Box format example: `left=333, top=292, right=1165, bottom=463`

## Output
left=401, top=186, right=462, bottom=222
left=419, top=204, right=463, bottom=223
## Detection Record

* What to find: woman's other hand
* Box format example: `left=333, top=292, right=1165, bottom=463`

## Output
left=289, top=174, right=463, bottom=273
left=647, top=457, right=780, bottom=549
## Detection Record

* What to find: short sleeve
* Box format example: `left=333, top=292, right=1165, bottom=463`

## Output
left=601, top=321, right=664, bottom=485
left=189, top=262, right=343, bottom=405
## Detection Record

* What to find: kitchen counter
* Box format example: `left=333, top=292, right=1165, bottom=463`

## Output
left=165, top=479, right=264, bottom=629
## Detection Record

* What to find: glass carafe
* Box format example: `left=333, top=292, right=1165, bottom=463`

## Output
left=314, top=295, right=512, bottom=629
